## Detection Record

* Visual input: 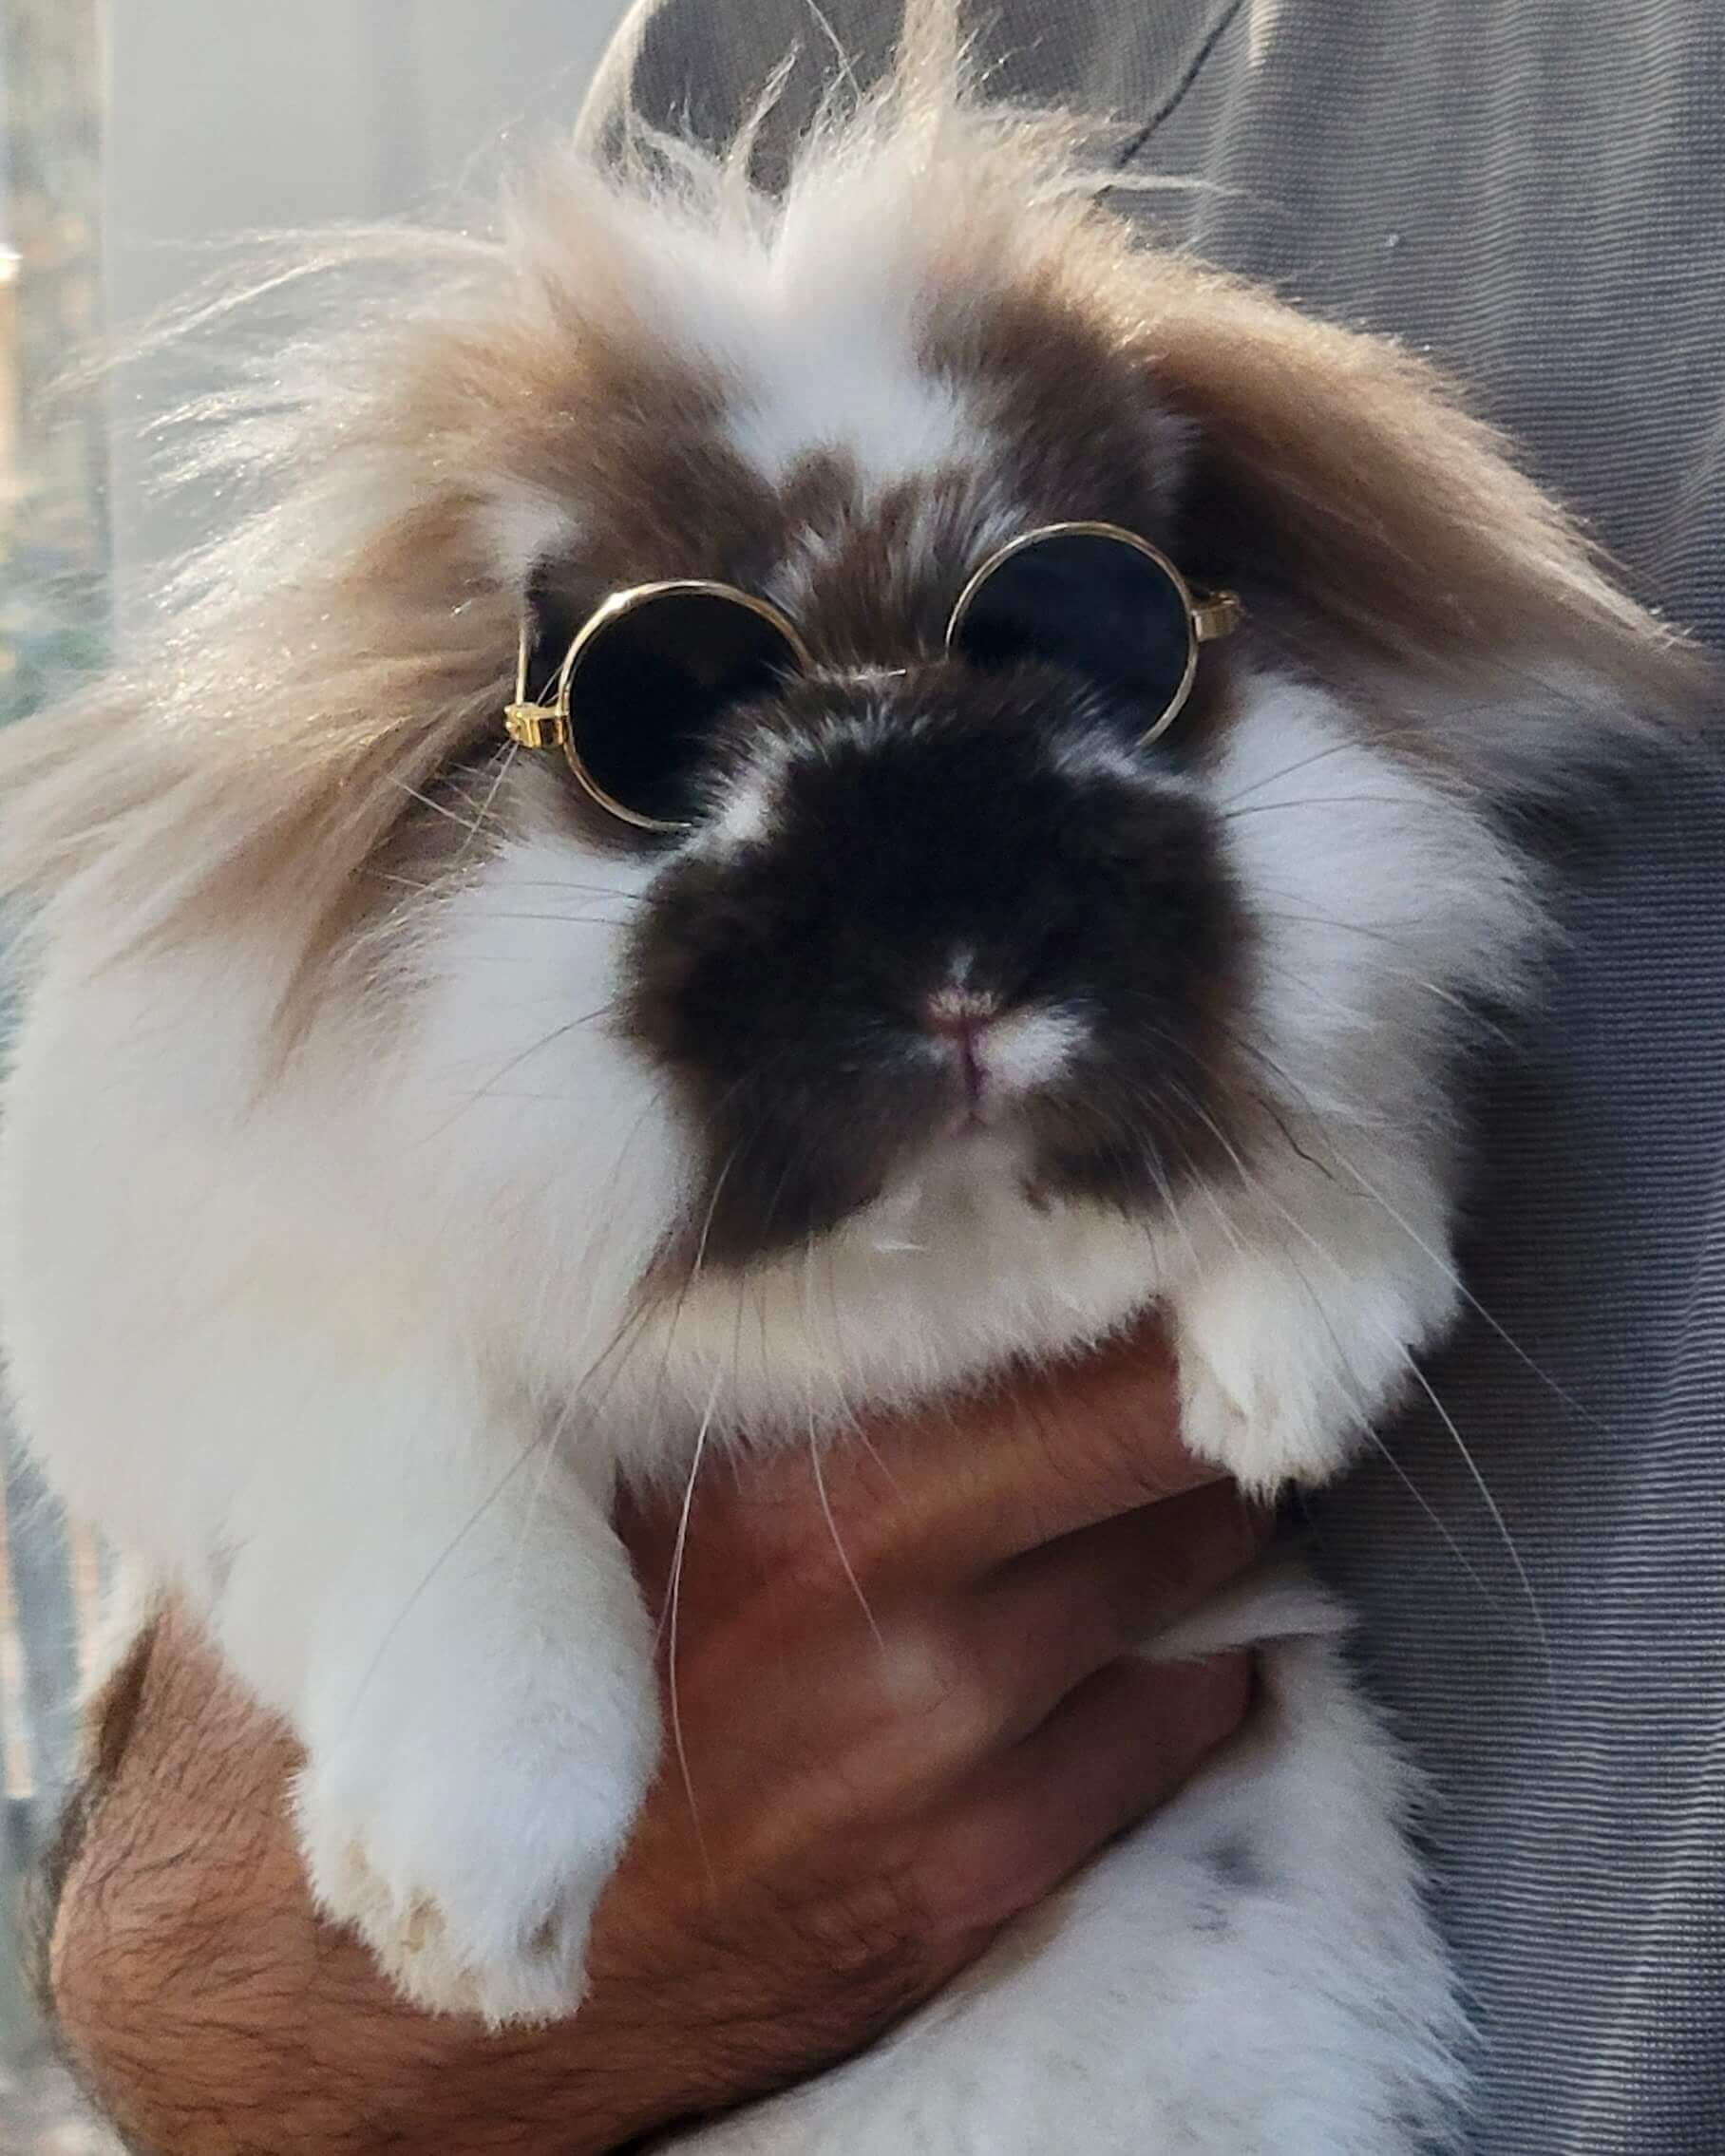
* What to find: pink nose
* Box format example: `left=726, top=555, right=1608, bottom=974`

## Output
left=922, top=1001, right=991, bottom=1108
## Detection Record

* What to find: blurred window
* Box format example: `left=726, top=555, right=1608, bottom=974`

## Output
left=0, top=0, right=109, bottom=728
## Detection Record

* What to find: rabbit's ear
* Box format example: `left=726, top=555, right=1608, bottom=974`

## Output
left=1138, top=267, right=1708, bottom=742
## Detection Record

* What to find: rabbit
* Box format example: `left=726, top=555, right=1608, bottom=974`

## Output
left=0, top=8, right=1700, bottom=2149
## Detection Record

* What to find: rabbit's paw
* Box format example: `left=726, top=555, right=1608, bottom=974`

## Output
left=294, top=1642, right=657, bottom=2024
left=1173, top=1245, right=1455, bottom=1494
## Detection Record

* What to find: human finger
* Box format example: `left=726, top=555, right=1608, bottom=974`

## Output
left=951, top=1481, right=1270, bottom=1745
left=912, top=1653, right=1255, bottom=1948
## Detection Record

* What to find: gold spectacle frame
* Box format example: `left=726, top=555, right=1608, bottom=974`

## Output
left=503, top=528, right=1242, bottom=829
left=944, top=520, right=1242, bottom=746
left=504, top=579, right=813, bottom=833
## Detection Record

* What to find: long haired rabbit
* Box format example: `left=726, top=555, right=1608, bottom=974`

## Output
left=0, top=9, right=1699, bottom=2148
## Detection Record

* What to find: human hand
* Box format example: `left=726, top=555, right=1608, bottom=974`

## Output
left=50, top=1325, right=1263, bottom=2154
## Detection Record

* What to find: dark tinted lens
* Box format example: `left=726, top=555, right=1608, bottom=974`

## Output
left=951, top=531, right=1194, bottom=731
left=568, top=589, right=802, bottom=825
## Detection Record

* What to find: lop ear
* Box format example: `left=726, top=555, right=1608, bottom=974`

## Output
left=1135, top=264, right=1709, bottom=758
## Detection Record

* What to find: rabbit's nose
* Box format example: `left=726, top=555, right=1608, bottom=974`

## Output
left=920, top=993, right=995, bottom=1112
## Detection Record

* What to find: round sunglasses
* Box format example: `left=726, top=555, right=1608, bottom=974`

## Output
left=502, top=521, right=1242, bottom=833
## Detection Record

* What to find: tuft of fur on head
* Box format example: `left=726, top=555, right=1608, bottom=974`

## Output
left=0, top=0, right=1702, bottom=1013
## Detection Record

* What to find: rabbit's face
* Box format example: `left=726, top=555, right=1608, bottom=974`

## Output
left=511, top=315, right=1256, bottom=1274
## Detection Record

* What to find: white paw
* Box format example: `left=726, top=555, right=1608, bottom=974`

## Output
left=1177, top=1343, right=1357, bottom=1495
left=1173, top=1245, right=1459, bottom=1494
left=294, top=1638, right=658, bottom=2024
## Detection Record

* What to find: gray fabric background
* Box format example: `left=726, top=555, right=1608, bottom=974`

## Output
left=624, top=5, right=1725, bottom=2148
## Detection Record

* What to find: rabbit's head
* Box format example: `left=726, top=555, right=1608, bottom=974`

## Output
left=4, top=39, right=1697, bottom=1465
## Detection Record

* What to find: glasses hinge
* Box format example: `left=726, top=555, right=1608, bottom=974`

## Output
left=503, top=702, right=569, bottom=751
left=1191, top=591, right=1243, bottom=644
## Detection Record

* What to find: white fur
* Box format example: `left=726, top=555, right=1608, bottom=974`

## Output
left=564, top=126, right=989, bottom=497
left=714, top=186, right=984, bottom=489
left=706, top=765, right=778, bottom=850
left=974, top=1003, right=1086, bottom=1094
left=483, top=488, right=580, bottom=598
left=727, top=324, right=982, bottom=491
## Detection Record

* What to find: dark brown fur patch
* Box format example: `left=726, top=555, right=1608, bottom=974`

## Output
left=923, top=274, right=1188, bottom=541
